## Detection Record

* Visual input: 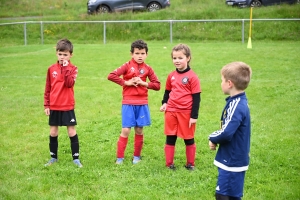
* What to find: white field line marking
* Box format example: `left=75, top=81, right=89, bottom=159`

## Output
left=0, top=48, right=53, bottom=58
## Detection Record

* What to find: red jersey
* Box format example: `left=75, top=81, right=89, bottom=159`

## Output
left=165, top=69, right=201, bottom=113
left=108, top=58, right=160, bottom=105
left=44, top=61, right=78, bottom=111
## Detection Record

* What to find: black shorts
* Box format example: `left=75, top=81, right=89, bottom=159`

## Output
left=49, top=110, right=77, bottom=126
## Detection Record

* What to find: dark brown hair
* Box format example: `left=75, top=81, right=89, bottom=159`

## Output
left=130, top=39, right=148, bottom=53
left=56, top=38, right=73, bottom=53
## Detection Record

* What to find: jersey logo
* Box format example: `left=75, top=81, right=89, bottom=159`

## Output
left=130, top=67, right=135, bottom=72
left=182, top=76, right=189, bottom=84
left=139, top=69, right=144, bottom=75
left=52, top=71, right=58, bottom=78
left=171, top=76, right=175, bottom=80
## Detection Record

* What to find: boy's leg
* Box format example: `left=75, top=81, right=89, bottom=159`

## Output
left=215, top=194, right=230, bottom=200
left=133, top=127, right=144, bottom=164
left=184, top=138, right=196, bottom=169
left=216, top=194, right=241, bottom=200
left=68, top=126, right=82, bottom=167
left=216, top=168, right=245, bottom=199
left=68, top=126, right=79, bottom=160
left=132, top=105, right=150, bottom=164
left=164, top=144, right=175, bottom=168
left=49, top=135, right=58, bottom=159
left=116, top=128, right=130, bottom=163
left=45, top=126, right=59, bottom=166
left=164, top=135, right=177, bottom=168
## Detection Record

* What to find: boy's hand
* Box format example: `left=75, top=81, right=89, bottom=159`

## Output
left=125, top=78, right=138, bottom=87
left=132, top=77, right=148, bottom=87
left=44, top=108, right=50, bottom=116
left=62, top=60, right=69, bottom=66
left=189, top=118, right=197, bottom=128
left=125, top=77, right=148, bottom=87
left=209, top=140, right=217, bottom=150
left=160, top=103, right=167, bottom=112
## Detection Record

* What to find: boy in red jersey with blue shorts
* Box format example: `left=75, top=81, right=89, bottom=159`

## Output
left=44, top=38, right=82, bottom=168
left=160, top=44, right=201, bottom=170
left=108, top=39, right=160, bottom=164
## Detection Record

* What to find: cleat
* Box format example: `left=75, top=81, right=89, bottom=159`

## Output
left=185, top=164, right=195, bottom=171
left=73, top=159, right=83, bottom=168
left=132, top=156, right=141, bottom=164
left=44, top=158, right=57, bottom=167
left=167, top=164, right=176, bottom=170
left=116, top=158, right=124, bottom=164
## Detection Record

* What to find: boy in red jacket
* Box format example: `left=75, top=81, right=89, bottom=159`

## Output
left=108, top=39, right=160, bottom=164
left=44, top=38, right=82, bottom=168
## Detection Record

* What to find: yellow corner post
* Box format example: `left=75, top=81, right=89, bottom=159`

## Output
left=247, top=7, right=253, bottom=49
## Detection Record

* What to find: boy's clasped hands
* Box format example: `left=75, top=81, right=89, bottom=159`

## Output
left=125, top=77, right=148, bottom=87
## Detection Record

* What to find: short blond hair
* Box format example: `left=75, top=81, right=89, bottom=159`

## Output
left=221, top=61, right=252, bottom=90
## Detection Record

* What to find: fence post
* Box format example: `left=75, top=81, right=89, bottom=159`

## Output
left=170, top=20, right=173, bottom=44
left=40, top=21, right=44, bottom=45
left=24, top=22, right=27, bottom=46
left=103, top=21, right=106, bottom=44
left=242, top=19, right=244, bottom=43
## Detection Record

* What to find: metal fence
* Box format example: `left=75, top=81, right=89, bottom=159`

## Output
left=0, top=19, right=299, bottom=45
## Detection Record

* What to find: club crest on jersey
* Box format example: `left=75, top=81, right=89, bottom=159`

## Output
left=139, top=69, right=145, bottom=75
left=52, top=71, right=58, bottom=78
left=182, top=76, right=189, bottom=84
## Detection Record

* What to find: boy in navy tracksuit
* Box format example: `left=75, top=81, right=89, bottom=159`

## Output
left=208, top=61, right=252, bottom=200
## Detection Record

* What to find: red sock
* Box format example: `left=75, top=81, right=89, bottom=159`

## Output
left=134, top=134, right=144, bottom=157
left=186, top=144, right=196, bottom=166
left=117, top=136, right=128, bottom=158
left=164, top=144, right=175, bottom=167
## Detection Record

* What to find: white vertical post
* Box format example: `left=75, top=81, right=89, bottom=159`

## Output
left=40, top=21, right=44, bottom=45
left=242, top=19, right=244, bottom=43
left=170, top=20, right=173, bottom=44
left=103, top=21, right=106, bottom=44
left=24, top=22, right=27, bottom=46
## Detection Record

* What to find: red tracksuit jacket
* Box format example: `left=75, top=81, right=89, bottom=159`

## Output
left=107, top=58, right=160, bottom=105
left=44, top=61, right=78, bottom=111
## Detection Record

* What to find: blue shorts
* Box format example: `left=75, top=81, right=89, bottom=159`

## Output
left=216, top=168, right=246, bottom=198
left=122, top=105, right=151, bottom=128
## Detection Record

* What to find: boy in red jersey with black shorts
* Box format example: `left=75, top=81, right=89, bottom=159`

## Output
left=44, top=38, right=82, bottom=168
left=160, top=44, right=201, bottom=170
left=108, top=39, right=160, bottom=165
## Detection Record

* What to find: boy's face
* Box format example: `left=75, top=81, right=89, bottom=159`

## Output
left=221, top=75, right=231, bottom=95
left=56, top=50, right=72, bottom=66
left=172, top=50, right=190, bottom=71
left=131, top=48, right=147, bottom=64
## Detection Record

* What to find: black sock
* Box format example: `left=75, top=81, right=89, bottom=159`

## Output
left=49, top=136, right=58, bottom=159
left=70, top=134, right=79, bottom=160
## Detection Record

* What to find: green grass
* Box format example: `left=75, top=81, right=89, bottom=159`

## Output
left=0, top=0, right=300, bottom=46
left=0, top=41, right=299, bottom=199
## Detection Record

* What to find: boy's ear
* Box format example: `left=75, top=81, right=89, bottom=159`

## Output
left=228, top=80, right=234, bottom=88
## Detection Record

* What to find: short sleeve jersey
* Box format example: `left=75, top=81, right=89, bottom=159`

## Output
left=166, top=69, right=201, bottom=113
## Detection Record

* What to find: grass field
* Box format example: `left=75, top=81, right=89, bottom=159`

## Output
left=0, top=41, right=299, bottom=199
